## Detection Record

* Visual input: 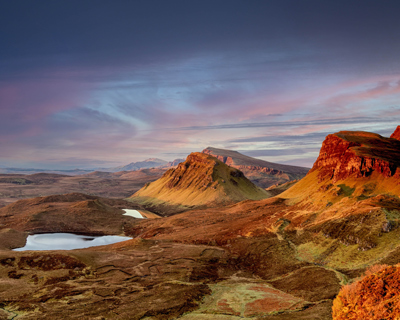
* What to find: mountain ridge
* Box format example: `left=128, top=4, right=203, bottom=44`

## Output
left=202, top=146, right=309, bottom=188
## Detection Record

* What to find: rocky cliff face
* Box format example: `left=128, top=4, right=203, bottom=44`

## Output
left=391, top=125, right=400, bottom=140
left=309, top=130, right=400, bottom=182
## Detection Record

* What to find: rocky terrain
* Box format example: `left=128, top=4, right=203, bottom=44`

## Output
left=1, top=127, right=400, bottom=319
left=129, top=152, right=271, bottom=215
left=202, top=147, right=309, bottom=188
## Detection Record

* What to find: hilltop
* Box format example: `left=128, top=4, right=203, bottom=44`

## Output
left=129, top=152, right=271, bottom=215
left=202, top=147, right=309, bottom=188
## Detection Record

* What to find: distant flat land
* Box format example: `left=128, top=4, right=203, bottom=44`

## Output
left=0, top=168, right=166, bottom=208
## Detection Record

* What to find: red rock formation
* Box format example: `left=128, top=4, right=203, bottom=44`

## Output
left=309, top=130, right=400, bottom=182
left=390, top=125, right=400, bottom=140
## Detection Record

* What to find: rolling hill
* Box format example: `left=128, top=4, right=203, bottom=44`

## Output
left=129, top=152, right=271, bottom=214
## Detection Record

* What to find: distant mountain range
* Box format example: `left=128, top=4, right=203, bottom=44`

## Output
left=103, top=158, right=184, bottom=172
left=0, top=168, right=93, bottom=175
left=0, top=158, right=185, bottom=175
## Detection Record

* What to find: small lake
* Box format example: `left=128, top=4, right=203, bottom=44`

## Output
left=123, top=209, right=145, bottom=218
left=13, top=233, right=132, bottom=251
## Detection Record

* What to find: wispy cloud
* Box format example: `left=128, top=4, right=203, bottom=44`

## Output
left=170, top=117, right=394, bottom=131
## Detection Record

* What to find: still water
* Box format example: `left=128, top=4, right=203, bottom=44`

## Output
left=123, top=209, right=145, bottom=218
left=13, top=233, right=132, bottom=251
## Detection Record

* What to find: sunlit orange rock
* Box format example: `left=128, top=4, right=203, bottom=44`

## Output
left=390, top=125, right=400, bottom=140
left=309, top=130, right=400, bottom=182
left=333, top=264, right=400, bottom=320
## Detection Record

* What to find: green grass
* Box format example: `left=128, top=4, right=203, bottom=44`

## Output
left=337, top=184, right=355, bottom=197
left=382, top=208, right=400, bottom=220
left=297, top=230, right=400, bottom=270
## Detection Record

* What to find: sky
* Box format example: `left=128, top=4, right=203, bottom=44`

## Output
left=1, top=0, right=400, bottom=169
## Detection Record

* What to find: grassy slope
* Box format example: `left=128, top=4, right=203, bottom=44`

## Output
left=130, top=155, right=271, bottom=208
left=277, top=169, right=400, bottom=270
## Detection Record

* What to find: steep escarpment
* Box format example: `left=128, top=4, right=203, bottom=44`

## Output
left=283, top=129, right=400, bottom=207
left=275, top=126, right=400, bottom=270
left=202, top=147, right=309, bottom=188
left=308, top=131, right=400, bottom=182
left=129, top=152, right=271, bottom=214
left=390, top=125, right=400, bottom=140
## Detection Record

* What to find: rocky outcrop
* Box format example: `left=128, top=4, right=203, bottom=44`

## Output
left=309, top=130, right=400, bottom=182
left=391, top=125, right=400, bottom=140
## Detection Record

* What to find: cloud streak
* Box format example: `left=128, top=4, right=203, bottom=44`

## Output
left=170, top=117, right=395, bottom=131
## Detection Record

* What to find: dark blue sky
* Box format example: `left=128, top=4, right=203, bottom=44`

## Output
left=1, top=0, right=400, bottom=169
